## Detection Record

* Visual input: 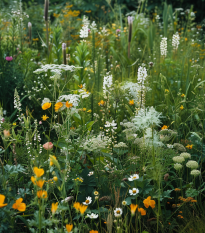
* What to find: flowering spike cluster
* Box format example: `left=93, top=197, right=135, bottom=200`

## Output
left=103, top=74, right=113, bottom=97
left=172, top=32, right=180, bottom=51
left=80, top=15, right=90, bottom=38
left=160, top=37, right=167, bottom=57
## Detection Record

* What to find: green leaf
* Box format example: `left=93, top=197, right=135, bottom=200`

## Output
left=86, top=121, right=95, bottom=131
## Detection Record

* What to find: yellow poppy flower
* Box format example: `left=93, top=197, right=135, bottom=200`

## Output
left=33, top=167, right=44, bottom=178
left=42, top=102, right=51, bottom=110
left=55, top=102, right=63, bottom=112
left=0, top=195, right=7, bottom=208
left=31, top=176, right=36, bottom=184
left=66, top=224, right=73, bottom=232
left=36, top=180, right=45, bottom=189
left=51, top=202, right=58, bottom=214
left=12, top=198, right=26, bottom=212
left=37, top=190, right=47, bottom=199
left=130, top=204, right=138, bottom=215
left=66, top=101, right=73, bottom=108
left=161, top=125, right=168, bottom=130
left=138, top=208, right=146, bottom=215
left=181, top=94, right=185, bottom=97
left=180, top=105, right=184, bottom=110
left=143, top=196, right=155, bottom=209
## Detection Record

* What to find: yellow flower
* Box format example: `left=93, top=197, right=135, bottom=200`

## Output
left=89, top=231, right=98, bottom=233
left=42, top=102, right=51, bottom=110
left=143, top=196, right=155, bottom=209
left=161, top=125, right=168, bottom=130
left=66, top=224, right=73, bottom=232
left=73, top=202, right=81, bottom=211
left=165, top=89, right=169, bottom=93
left=185, top=38, right=188, bottom=41
left=50, top=156, right=57, bottom=166
left=82, top=108, right=86, bottom=112
left=78, top=84, right=83, bottom=88
left=42, top=115, right=49, bottom=121
left=53, top=176, right=58, bottom=182
left=130, top=204, right=138, bottom=215
left=36, top=180, right=45, bottom=189
left=37, top=190, right=47, bottom=199
left=12, top=198, right=26, bottom=212
left=0, top=195, right=7, bottom=208
left=181, top=94, right=185, bottom=97
left=129, top=99, right=134, bottom=106
left=66, top=101, right=73, bottom=108
left=174, top=188, right=181, bottom=192
left=98, top=100, right=105, bottom=106
left=13, top=122, right=16, bottom=126
left=186, top=144, right=193, bottom=149
left=55, top=102, right=63, bottom=112
left=33, top=167, right=44, bottom=178
left=31, top=176, right=36, bottom=184
left=51, top=202, right=58, bottom=214
left=180, top=105, right=184, bottom=110
left=79, top=204, right=88, bottom=214
left=138, top=208, right=146, bottom=216
left=87, top=109, right=92, bottom=113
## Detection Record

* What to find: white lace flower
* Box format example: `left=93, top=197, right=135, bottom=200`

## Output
left=128, top=174, right=139, bottom=181
left=114, top=208, right=122, bottom=217
left=172, top=156, right=185, bottom=163
left=129, top=188, right=139, bottom=196
left=190, top=169, right=200, bottom=177
left=83, top=196, right=92, bottom=205
left=180, top=152, right=191, bottom=159
left=174, top=163, right=183, bottom=170
left=160, top=37, right=167, bottom=57
left=87, top=213, right=98, bottom=219
left=186, top=160, right=198, bottom=169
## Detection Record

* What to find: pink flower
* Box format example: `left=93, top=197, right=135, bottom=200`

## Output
left=39, top=121, right=42, bottom=124
left=116, top=29, right=121, bottom=33
left=5, top=56, right=13, bottom=61
left=43, top=142, right=53, bottom=150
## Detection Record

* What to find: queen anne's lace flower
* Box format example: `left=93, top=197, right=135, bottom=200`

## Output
left=180, top=152, right=191, bottom=159
left=174, top=163, right=183, bottom=170
left=172, top=156, right=185, bottom=163
left=190, top=169, right=201, bottom=177
left=186, top=160, right=198, bottom=169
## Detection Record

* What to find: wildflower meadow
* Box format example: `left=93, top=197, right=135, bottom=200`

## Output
left=0, top=0, right=205, bottom=232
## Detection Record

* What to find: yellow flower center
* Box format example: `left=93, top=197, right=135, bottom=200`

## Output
left=133, top=190, right=136, bottom=193
left=85, top=200, right=89, bottom=204
left=116, top=210, right=120, bottom=214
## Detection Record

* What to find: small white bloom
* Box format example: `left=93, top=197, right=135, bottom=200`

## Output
left=160, top=37, right=167, bottom=57
left=122, top=200, right=127, bottom=206
left=88, top=171, right=94, bottom=176
left=114, top=208, right=122, bottom=217
left=129, top=188, right=139, bottom=196
left=128, top=174, right=139, bottom=181
left=83, top=196, right=92, bottom=205
left=87, top=213, right=98, bottom=219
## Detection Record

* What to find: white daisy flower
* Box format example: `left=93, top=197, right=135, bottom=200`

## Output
left=87, top=213, right=98, bottom=219
left=128, top=174, right=139, bottom=181
left=114, top=208, right=122, bottom=217
left=129, top=188, right=139, bottom=196
left=83, top=196, right=92, bottom=205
